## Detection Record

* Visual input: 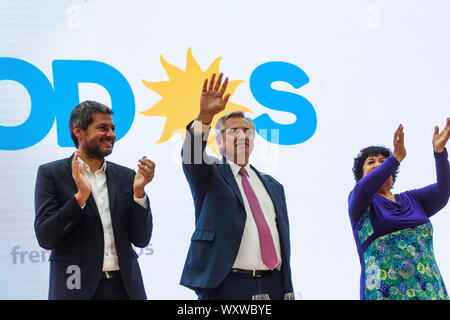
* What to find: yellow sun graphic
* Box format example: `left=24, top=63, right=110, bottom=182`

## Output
left=140, top=48, right=252, bottom=156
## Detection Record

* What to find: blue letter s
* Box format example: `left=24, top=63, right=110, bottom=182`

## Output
left=250, top=61, right=317, bottom=145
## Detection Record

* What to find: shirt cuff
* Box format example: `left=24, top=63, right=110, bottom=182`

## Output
left=134, top=194, right=148, bottom=208
left=190, top=120, right=210, bottom=135
left=74, top=195, right=87, bottom=211
left=389, top=154, right=400, bottom=166
left=434, top=147, right=448, bottom=159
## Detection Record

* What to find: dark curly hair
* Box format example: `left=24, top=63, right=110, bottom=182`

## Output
left=352, top=146, right=399, bottom=184
left=69, top=100, right=114, bottom=148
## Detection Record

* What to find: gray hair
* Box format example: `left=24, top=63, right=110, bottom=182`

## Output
left=214, top=111, right=256, bottom=138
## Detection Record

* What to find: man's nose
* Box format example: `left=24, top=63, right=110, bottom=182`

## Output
left=234, top=131, right=248, bottom=143
left=106, top=129, right=116, bottom=139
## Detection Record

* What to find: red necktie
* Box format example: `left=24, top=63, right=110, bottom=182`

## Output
left=239, top=167, right=278, bottom=270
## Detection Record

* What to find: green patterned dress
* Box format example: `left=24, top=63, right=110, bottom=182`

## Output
left=359, top=209, right=447, bottom=300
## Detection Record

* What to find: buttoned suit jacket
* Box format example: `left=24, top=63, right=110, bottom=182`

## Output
left=180, top=124, right=293, bottom=292
left=34, top=154, right=152, bottom=300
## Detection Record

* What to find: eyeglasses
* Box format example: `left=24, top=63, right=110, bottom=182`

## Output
left=223, top=128, right=255, bottom=137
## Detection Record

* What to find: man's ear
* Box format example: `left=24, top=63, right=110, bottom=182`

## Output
left=215, top=134, right=224, bottom=154
left=73, top=126, right=84, bottom=141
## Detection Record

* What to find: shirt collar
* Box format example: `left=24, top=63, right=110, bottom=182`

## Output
left=226, top=158, right=251, bottom=178
left=77, top=155, right=107, bottom=174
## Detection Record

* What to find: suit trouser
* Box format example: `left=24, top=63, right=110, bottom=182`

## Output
left=196, top=269, right=285, bottom=300
left=92, top=273, right=129, bottom=300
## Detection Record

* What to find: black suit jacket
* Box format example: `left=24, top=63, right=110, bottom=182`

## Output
left=34, top=154, right=152, bottom=300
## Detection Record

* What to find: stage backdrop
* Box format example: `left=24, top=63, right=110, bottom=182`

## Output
left=1, top=0, right=449, bottom=299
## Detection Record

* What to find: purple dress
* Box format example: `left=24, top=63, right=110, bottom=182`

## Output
left=348, top=149, right=450, bottom=299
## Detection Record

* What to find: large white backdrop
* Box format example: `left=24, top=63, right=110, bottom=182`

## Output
left=1, top=0, right=449, bottom=299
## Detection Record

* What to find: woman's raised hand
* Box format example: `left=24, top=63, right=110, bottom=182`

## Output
left=393, top=124, right=406, bottom=163
left=433, top=117, right=450, bottom=153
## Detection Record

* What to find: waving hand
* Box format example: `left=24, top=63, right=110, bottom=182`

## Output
left=197, top=73, right=230, bottom=124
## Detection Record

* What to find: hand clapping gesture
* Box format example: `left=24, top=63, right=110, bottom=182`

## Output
left=197, top=73, right=230, bottom=124
left=433, top=117, right=450, bottom=153
left=391, top=117, right=449, bottom=163
left=133, top=156, right=155, bottom=198
left=72, top=151, right=91, bottom=207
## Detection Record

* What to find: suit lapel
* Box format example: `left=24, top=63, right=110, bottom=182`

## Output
left=251, top=165, right=291, bottom=260
left=250, top=165, right=284, bottom=222
left=86, top=194, right=102, bottom=224
left=217, top=161, right=284, bottom=216
left=217, top=162, right=245, bottom=209
left=105, top=162, right=117, bottom=220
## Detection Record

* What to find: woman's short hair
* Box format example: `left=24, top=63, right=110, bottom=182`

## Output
left=69, top=100, right=113, bottom=148
left=352, top=145, right=399, bottom=184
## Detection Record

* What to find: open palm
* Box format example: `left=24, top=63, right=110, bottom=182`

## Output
left=199, top=73, right=230, bottom=116
left=433, top=117, right=450, bottom=153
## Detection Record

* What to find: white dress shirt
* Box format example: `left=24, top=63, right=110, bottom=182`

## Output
left=190, top=120, right=282, bottom=271
left=78, top=157, right=147, bottom=272
left=228, top=161, right=282, bottom=271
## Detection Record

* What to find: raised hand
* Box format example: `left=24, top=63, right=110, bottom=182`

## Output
left=133, top=156, right=155, bottom=198
left=393, top=124, right=406, bottom=163
left=433, top=117, right=450, bottom=153
left=197, top=73, right=230, bottom=124
left=72, top=151, right=91, bottom=207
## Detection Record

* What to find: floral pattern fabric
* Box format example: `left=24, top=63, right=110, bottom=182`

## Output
left=363, top=222, right=448, bottom=300
left=357, top=208, right=373, bottom=245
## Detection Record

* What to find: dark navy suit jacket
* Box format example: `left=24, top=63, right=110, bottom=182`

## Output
left=180, top=124, right=293, bottom=292
left=34, top=154, right=152, bottom=300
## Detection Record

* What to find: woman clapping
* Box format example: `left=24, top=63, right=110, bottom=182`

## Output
left=348, top=118, right=450, bottom=300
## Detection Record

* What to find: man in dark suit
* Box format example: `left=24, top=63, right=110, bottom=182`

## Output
left=34, top=100, right=155, bottom=300
left=181, top=73, right=294, bottom=300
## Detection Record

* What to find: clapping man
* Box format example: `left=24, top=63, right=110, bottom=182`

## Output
left=34, top=101, right=154, bottom=300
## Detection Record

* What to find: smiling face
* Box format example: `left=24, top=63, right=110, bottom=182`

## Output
left=75, top=113, right=116, bottom=160
left=217, top=116, right=255, bottom=167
